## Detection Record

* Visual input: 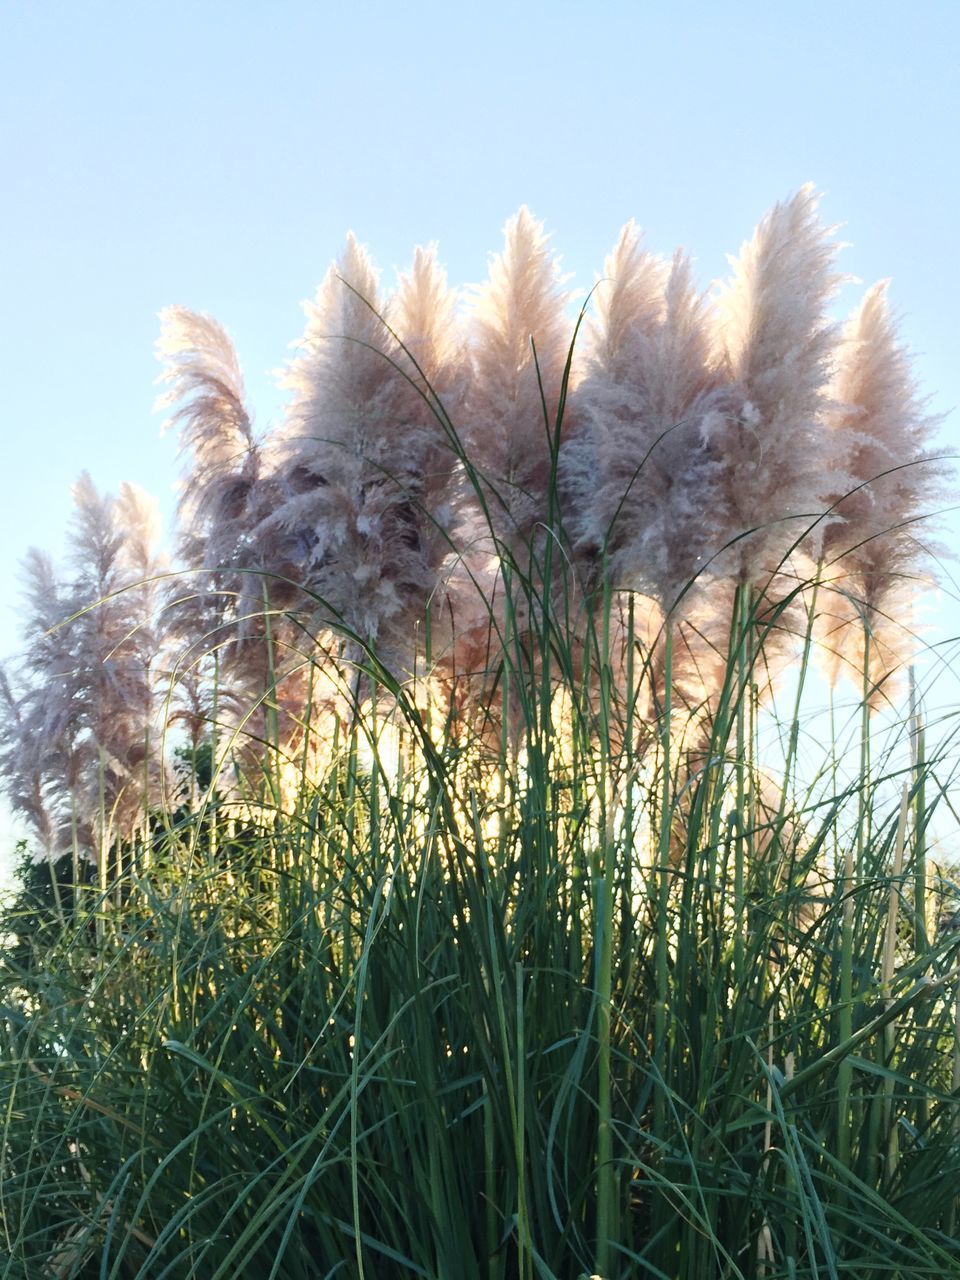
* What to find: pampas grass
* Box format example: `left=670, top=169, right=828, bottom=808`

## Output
left=0, top=190, right=957, bottom=1280
left=0, top=476, right=166, bottom=869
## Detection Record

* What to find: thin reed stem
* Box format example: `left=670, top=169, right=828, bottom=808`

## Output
left=595, top=573, right=617, bottom=1277
left=653, top=619, right=673, bottom=1146
left=878, top=781, right=911, bottom=1184
left=838, top=621, right=871, bottom=1173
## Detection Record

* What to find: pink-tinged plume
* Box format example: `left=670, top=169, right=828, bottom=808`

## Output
left=450, top=209, right=577, bottom=740
left=461, top=207, right=574, bottom=563
left=387, top=244, right=474, bottom=671
left=65, top=474, right=168, bottom=854
left=563, top=226, right=723, bottom=614
left=156, top=307, right=261, bottom=578
left=155, top=306, right=265, bottom=665
left=820, top=282, right=944, bottom=703
left=155, top=307, right=303, bottom=760
left=0, top=478, right=167, bottom=861
left=264, top=236, right=465, bottom=680
left=0, top=667, right=57, bottom=855
left=0, top=551, right=74, bottom=859
left=709, top=185, right=845, bottom=585
left=561, top=227, right=730, bottom=727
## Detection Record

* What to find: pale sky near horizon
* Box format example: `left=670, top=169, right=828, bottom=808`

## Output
left=1, top=1, right=958, bottom=879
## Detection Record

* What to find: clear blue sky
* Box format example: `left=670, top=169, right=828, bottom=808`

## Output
left=1, top=1, right=958, bottom=873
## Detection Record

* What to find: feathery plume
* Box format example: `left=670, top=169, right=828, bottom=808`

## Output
left=65, top=474, right=167, bottom=852
left=560, top=229, right=728, bottom=733
left=156, top=306, right=259, bottom=559
left=461, top=206, right=574, bottom=560
left=265, top=236, right=465, bottom=679
left=564, top=229, right=722, bottom=614
left=0, top=659, right=59, bottom=858
left=819, top=282, right=943, bottom=701
left=155, top=305, right=267, bottom=645
left=448, top=209, right=577, bottom=739
left=0, top=478, right=168, bottom=861
left=387, top=244, right=475, bottom=677
left=709, top=185, right=844, bottom=584
left=155, top=306, right=302, bottom=761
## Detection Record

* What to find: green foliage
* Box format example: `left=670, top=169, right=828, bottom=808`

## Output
left=0, top=844, right=94, bottom=975
left=1, top=570, right=959, bottom=1279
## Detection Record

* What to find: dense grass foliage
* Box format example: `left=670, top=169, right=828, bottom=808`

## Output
left=1, top=572, right=959, bottom=1279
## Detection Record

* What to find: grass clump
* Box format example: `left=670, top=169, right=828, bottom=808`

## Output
left=1, top=189, right=959, bottom=1278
